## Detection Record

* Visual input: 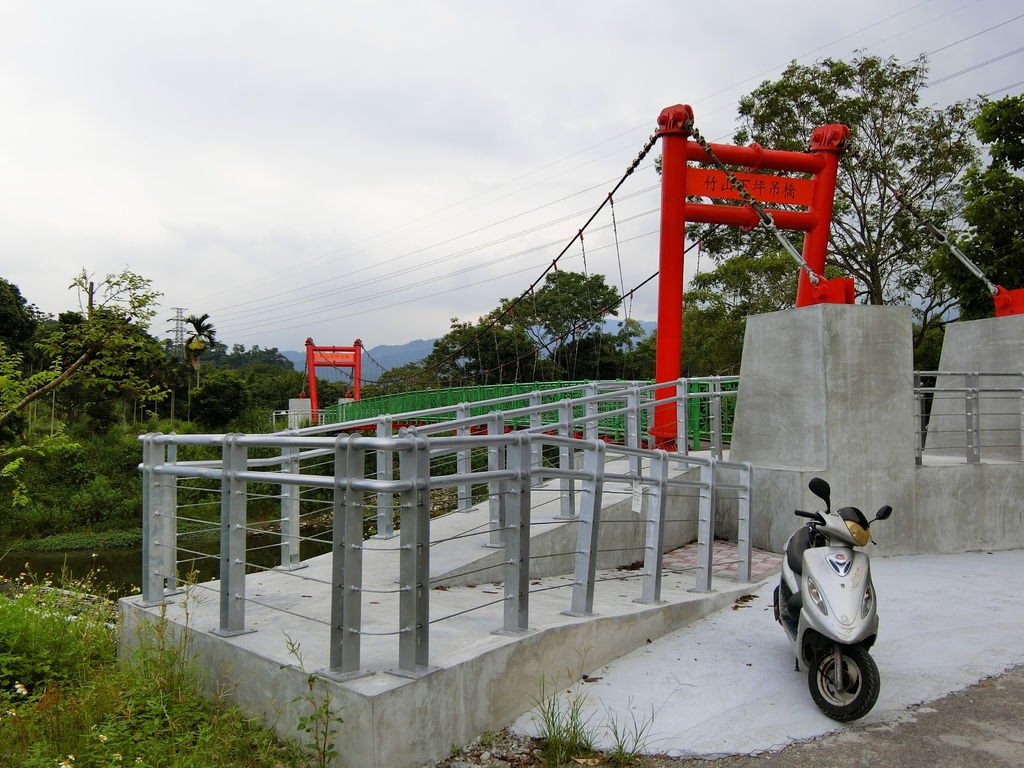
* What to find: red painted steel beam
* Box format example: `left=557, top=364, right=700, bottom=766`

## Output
left=652, top=105, right=692, bottom=443
left=683, top=202, right=819, bottom=231
left=796, top=124, right=849, bottom=306
left=304, top=337, right=320, bottom=416
left=684, top=141, right=827, bottom=175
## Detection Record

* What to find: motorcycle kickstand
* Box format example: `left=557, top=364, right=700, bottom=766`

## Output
left=794, top=656, right=800, bottom=672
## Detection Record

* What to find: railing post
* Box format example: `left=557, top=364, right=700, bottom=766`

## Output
left=557, top=400, right=576, bottom=519
left=966, top=372, right=981, bottom=464
left=675, top=379, right=689, bottom=456
left=565, top=441, right=606, bottom=616
left=529, top=393, right=544, bottom=485
left=326, top=435, right=364, bottom=678
left=486, top=413, right=506, bottom=547
left=691, top=460, right=715, bottom=593
left=585, top=384, right=599, bottom=442
left=159, top=437, right=180, bottom=594
left=710, top=378, right=723, bottom=459
left=456, top=404, right=474, bottom=510
left=214, top=434, right=252, bottom=636
left=140, top=434, right=167, bottom=606
left=375, top=416, right=396, bottom=537
left=638, top=451, right=668, bottom=604
left=396, top=435, right=434, bottom=676
left=914, top=373, right=926, bottom=466
left=1019, top=375, right=1024, bottom=462
left=626, top=387, right=641, bottom=478
left=735, top=462, right=753, bottom=583
left=279, top=440, right=303, bottom=569
left=498, top=434, right=532, bottom=634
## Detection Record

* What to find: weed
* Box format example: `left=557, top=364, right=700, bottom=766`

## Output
left=285, top=634, right=344, bottom=768
left=604, top=700, right=656, bottom=766
left=0, top=568, right=305, bottom=768
left=531, top=675, right=597, bottom=766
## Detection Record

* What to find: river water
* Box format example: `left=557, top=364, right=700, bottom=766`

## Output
left=0, top=528, right=333, bottom=596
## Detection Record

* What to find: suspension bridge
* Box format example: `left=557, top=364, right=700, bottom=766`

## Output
left=121, top=105, right=1024, bottom=768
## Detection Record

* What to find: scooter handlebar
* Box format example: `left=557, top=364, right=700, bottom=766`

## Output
left=794, top=509, right=826, bottom=524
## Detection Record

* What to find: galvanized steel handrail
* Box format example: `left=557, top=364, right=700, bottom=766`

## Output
left=138, top=388, right=752, bottom=679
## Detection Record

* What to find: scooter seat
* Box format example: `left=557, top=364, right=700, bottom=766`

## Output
left=787, top=526, right=814, bottom=576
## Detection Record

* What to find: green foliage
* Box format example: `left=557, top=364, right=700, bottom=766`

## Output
left=0, top=569, right=115, bottom=692
left=942, top=95, right=1024, bottom=319
left=0, top=572, right=305, bottom=768
left=697, top=53, right=977, bottom=349
left=1, top=269, right=165, bottom=431
left=0, top=278, right=41, bottom=358
left=604, top=701, right=656, bottom=767
left=532, top=676, right=596, bottom=767
left=190, top=368, right=252, bottom=430
left=0, top=428, right=142, bottom=538
left=285, top=635, right=344, bottom=768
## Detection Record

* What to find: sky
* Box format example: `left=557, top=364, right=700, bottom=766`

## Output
left=1, top=1, right=1021, bottom=359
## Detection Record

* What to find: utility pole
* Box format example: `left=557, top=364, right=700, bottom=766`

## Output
left=171, top=307, right=187, bottom=359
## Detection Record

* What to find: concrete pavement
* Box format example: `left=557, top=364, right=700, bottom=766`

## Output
left=513, top=549, right=1024, bottom=760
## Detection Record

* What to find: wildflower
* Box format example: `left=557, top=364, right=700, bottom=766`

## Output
left=13, top=682, right=27, bottom=696
left=112, top=755, right=123, bottom=762
left=98, top=734, right=108, bottom=743
left=5, top=709, right=16, bottom=717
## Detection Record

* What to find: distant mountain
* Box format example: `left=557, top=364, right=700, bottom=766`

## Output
left=282, top=320, right=655, bottom=382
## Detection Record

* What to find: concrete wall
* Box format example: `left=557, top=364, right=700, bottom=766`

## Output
left=434, top=464, right=702, bottom=587
left=924, top=314, right=1024, bottom=462
left=726, top=306, right=1024, bottom=556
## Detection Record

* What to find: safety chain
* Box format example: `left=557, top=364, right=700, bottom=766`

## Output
left=688, top=123, right=821, bottom=285
left=846, top=144, right=996, bottom=295
left=627, top=131, right=661, bottom=179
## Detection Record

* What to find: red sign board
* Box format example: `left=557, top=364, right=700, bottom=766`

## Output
left=686, top=168, right=814, bottom=208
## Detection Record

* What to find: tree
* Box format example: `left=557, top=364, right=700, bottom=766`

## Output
left=185, top=313, right=217, bottom=385
left=0, top=269, right=162, bottom=431
left=0, top=278, right=41, bottom=357
left=696, top=54, right=978, bottom=352
left=190, top=368, right=251, bottom=429
left=942, top=95, right=1024, bottom=319
left=505, top=271, right=620, bottom=360
left=679, top=252, right=799, bottom=375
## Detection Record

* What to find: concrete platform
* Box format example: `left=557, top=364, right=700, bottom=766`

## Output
left=120, top=465, right=777, bottom=768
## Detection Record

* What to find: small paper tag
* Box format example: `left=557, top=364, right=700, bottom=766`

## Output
left=631, top=481, right=645, bottom=515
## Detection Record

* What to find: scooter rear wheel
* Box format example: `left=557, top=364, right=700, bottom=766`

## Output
left=808, top=645, right=879, bottom=722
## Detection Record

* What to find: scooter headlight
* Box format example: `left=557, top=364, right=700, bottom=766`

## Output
left=861, top=581, right=874, bottom=619
left=845, top=519, right=871, bottom=547
left=806, top=576, right=828, bottom=616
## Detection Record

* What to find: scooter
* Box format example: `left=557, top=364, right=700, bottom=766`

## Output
left=773, top=477, right=892, bottom=721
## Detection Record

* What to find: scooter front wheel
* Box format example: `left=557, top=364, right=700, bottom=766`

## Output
left=808, top=644, right=879, bottom=722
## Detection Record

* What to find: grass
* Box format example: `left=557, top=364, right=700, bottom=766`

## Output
left=0, top=567, right=308, bottom=768
left=531, top=675, right=597, bottom=766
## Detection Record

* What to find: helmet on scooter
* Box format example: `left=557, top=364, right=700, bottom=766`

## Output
left=838, top=506, right=870, bottom=546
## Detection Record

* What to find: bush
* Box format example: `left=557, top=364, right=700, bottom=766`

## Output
left=0, top=570, right=306, bottom=768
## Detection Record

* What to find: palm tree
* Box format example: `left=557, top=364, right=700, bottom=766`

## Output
left=185, top=313, right=216, bottom=386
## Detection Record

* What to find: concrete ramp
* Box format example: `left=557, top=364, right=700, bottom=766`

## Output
left=120, top=463, right=777, bottom=768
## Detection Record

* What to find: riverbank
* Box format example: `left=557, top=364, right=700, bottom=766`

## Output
left=0, top=569, right=313, bottom=768
left=1, top=528, right=142, bottom=554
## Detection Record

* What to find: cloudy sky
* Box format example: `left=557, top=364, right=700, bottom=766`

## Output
left=1, top=1, right=1021, bottom=358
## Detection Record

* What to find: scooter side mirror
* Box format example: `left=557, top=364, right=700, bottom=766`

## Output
left=873, top=505, right=893, bottom=521
left=808, top=477, right=831, bottom=511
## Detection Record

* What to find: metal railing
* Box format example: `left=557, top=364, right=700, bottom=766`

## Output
left=138, top=379, right=751, bottom=678
left=272, top=377, right=739, bottom=451
left=914, top=371, right=1024, bottom=464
